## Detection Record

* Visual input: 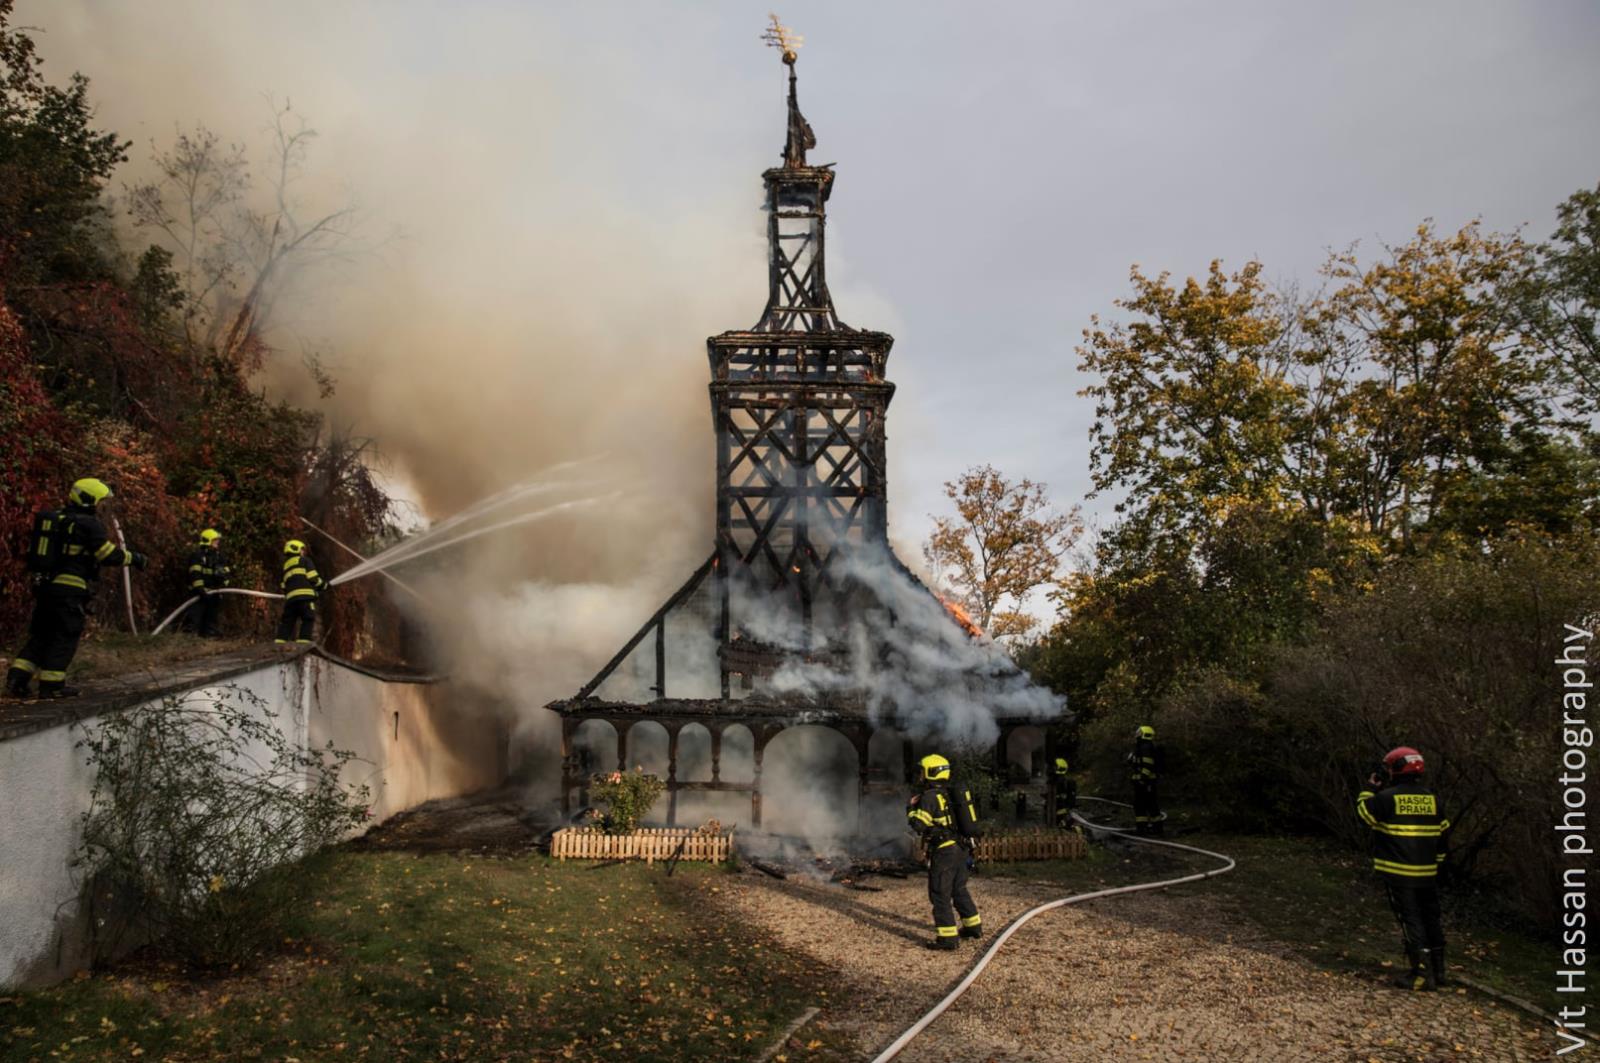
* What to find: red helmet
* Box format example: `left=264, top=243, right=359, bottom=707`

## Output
left=1383, top=746, right=1426, bottom=777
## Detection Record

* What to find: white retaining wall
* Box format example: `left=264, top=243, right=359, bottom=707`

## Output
left=0, top=655, right=504, bottom=987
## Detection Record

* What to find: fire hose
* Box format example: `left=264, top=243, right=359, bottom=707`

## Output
left=110, top=516, right=137, bottom=635
left=150, top=588, right=287, bottom=636
left=868, top=799, right=1236, bottom=1063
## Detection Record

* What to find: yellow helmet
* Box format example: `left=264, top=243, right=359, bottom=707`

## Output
left=199, top=528, right=221, bottom=544
left=284, top=539, right=306, bottom=556
left=919, top=754, right=950, bottom=782
left=68, top=478, right=112, bottom=507
left=1137, top=725, right=1156, bottom=741
left=1053, top=756, right=1070, bottom=774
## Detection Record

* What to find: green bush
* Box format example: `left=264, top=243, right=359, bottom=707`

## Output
left=75, top=686, right=370, bottom=967
left=588, top=768, right=665, bottom=834
left=1266, top=531, right=1599, bottom=929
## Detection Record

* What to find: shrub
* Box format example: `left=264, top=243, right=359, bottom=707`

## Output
left=1268, top=531, right=1600, bottom=929
left=588, top=768, right=665, bottom=834
left=75, top=686, right=370, bottom=966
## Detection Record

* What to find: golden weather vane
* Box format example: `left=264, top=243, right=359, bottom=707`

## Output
left=762, top=13, right=803, bottom=65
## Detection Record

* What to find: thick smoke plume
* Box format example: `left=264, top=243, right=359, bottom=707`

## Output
left=25, top=5, right=1044, bottom=834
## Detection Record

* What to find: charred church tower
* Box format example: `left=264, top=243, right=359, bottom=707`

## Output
left=550, top=22, right=1058, bottom=831
left=707, top=33, right=895, bottom=696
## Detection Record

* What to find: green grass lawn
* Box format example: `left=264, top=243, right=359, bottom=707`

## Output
left=0, top=851, right=842, bottom=1062
left=1, top=828, right=1552, bottom=1061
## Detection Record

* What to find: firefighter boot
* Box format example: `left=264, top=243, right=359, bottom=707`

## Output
left=37, top=680, right=81, bottom=699
left=1394, top=948, right=1436, bottom=991
left=959, top=916, right=983, bottom=940
left=5, top=667, right=32, bottom=698
left=1430, top=947, right=1448, bottom=987
left=932, top=932, right=959, bottom=951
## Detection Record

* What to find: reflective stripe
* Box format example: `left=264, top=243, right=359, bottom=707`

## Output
left=1435, top=853, right=1446, bottom=862
left=52, top=573, right=88, bottom=590
left=1373, top=858, right=1437, bottom=877
left=935, top=839, right=957, bottom=849
left=1438, top=818, right=1451, bottom=831
left=935, top=926, right=958, bottom=937
left=960, top=914, right=981, bottom=928
left=11, top=659, right=36, bottom=674
left=1355, top=796, right=1377, bottom=827
left=286, top=588, right=318, bottom=600
left=93, top=540, right=117, bottom=561
left=1370, top=822, right=1444, bottom=837
left=908, top=809, right=933, bottom=825
left=38, top=670, right=66, bottom=682
left=274, top=639, right=288, bottom=644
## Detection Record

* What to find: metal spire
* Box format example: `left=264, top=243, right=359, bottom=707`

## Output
left=763, top=14, right=814, bottom=168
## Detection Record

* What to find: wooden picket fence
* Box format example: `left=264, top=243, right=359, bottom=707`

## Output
left=551, top=826, right=735, bottom=865
left=971, top=827, right=1087, bottom=863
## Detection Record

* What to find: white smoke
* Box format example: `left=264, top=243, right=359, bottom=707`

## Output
left=759, top=548, right=1065, bottom=747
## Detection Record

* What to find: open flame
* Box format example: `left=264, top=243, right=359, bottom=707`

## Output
left=934, top=591, right=985, bottom=640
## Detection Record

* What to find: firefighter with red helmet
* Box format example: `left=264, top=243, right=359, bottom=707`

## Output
left=1357, top=746, right=1451, bottom=991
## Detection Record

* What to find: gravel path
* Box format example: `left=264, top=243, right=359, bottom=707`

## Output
left=712, top=868, right=1554, bottom=1062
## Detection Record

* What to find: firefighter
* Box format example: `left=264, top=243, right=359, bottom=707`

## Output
left=1128, top=724, right=1164, bottom=835
left=1358, top=746, right=1450, bottom=991
left=181, top=528, right=231, bottom=637
left=1050, top=755, right=1077, bottom=830
left=275, top=539, right=326, bottom=644
left=906, top=753, right=983, bottom=950
left=5, top=478, right=146, bottom=699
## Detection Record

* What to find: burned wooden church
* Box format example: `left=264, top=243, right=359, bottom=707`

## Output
left=548, top=31, right=1062, bottom=837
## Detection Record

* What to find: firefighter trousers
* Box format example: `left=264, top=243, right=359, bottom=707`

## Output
left=927, top=843, right=979, bottom=939
left=1132, top=779, right=1162, bottom=834
left=1052, top=780, right=1077, bottom=829
left=276, top=598, right=317, bottom=643
left=1384, top=879, right=1444, bottom=957
left=7, top=588, right=88, bottom=693
left=183, top=592, right=222, bottom=637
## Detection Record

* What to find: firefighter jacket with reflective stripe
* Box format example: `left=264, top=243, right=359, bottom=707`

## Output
left=50, top=507, right=134, bottom=594
left=907, top=783, right=980, bottom=851
left=1356, top=778, right=1449, bottom=881
left=187, top=545, right=230, bottom=590
left=281, top=555, right=326, bottom=600
left=1130, top=737, right=1162, bottom=782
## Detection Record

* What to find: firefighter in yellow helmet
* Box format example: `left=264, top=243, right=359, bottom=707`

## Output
left=1050, top=755, right=1077, bottom=830
left=275, top=539, right=326, bottom=644
left=6, top=479, right=146, bottom=699
left=1128, top=724, right=1164, bottom=835
left=906, top=753, right=983, bottom=950
left=180, top=528, right=231, bottom=637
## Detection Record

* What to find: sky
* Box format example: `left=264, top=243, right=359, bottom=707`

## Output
left=20, top=0, right=1600, bottom=575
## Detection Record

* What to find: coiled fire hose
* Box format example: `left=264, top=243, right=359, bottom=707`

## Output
left=868, top=798, right=1236, bottom=1063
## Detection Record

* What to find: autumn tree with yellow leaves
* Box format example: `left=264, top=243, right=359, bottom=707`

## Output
left=924, top=465, right=1081, bottom=640
left=1032, top=201, right=1599, bottom=923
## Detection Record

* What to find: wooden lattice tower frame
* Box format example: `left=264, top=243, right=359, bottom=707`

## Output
left=708, top=40, right=896, bottom=695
